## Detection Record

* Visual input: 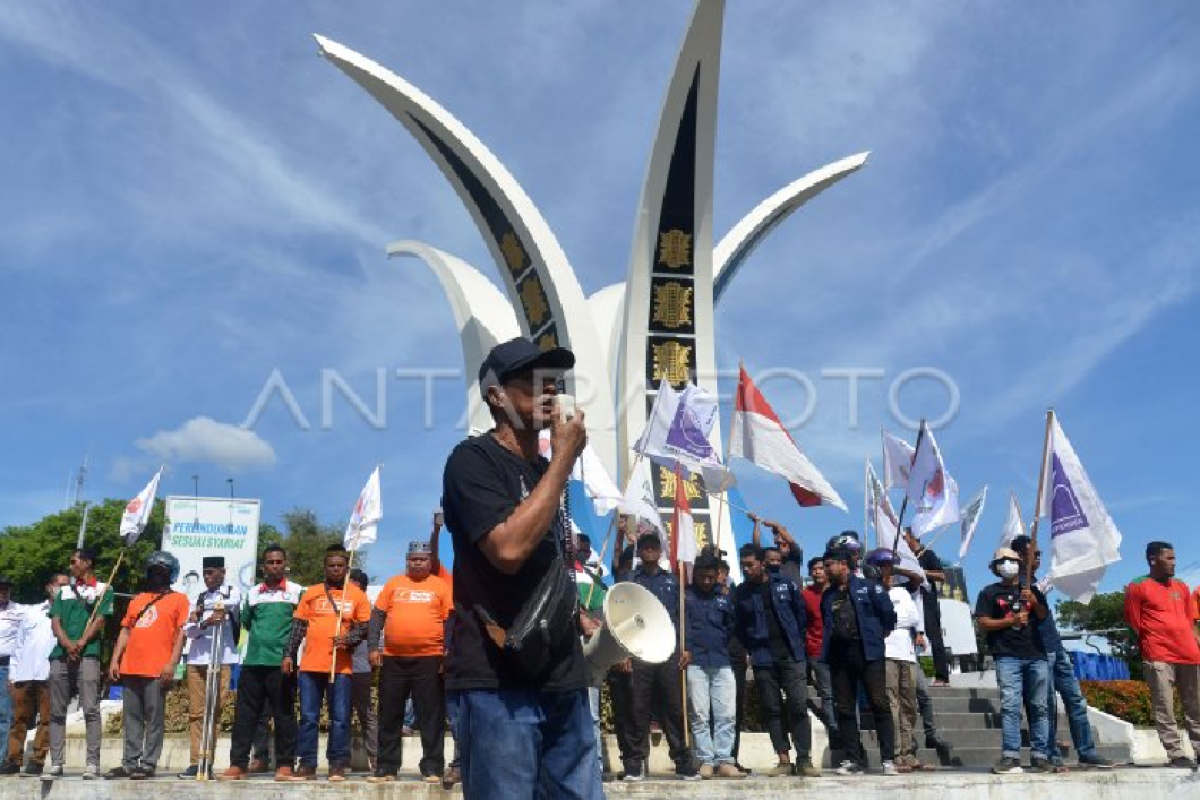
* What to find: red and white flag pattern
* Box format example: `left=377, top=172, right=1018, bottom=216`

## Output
left=669, top=467, right=697, bottom=571
left=727, top=366, right=846, bottom=511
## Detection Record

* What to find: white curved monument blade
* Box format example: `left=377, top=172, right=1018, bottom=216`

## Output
left=618, top=0, right=734, bottom=558
left=714, top=151, right=870, bottom=302
left=316, top=35, right=617, bottom=473
left=387, top=240, right=521, bottom=435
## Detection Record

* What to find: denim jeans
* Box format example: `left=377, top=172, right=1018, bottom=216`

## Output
left=1047, top=648, right=1096, bottom=759
left=686, top=665, right=736, bottom=766
left=296, top=671, right=351, bottom=768
left=0, top=665, right=11, bottom=760
left=448, top=688, right=602, bottom=800
left=587, top=686, right=603, bottom=772
left=995, top=656, right=1050, bottom=759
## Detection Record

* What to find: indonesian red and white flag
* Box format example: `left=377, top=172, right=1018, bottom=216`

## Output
left=120, top=467, right=163, bottom=546
left=727, top=366, right=846, bottom=510
left=669, top=467, right=697, bottom=571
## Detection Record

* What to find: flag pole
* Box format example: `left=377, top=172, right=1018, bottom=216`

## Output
left=890, top=419, right=927, bottom=554
left=863, top=459, right=871, bottom=549
left=329, top=532, right=359, bottom=682
left=1025, top=409, right=1055, bottom=589
left=83, top=548, right=124, bottom=634
left=710, top=364, right=740, bottom=565
left=678, top=558, right=690, bottom=749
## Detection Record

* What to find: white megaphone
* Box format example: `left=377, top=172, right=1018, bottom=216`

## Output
left=583, top=580, right=676, bottom=685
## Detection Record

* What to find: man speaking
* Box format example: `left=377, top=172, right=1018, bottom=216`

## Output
left=441, top=337, right=598, bottom=800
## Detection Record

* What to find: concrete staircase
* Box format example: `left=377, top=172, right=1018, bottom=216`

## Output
left=845, top=686, right=1132, bottom=769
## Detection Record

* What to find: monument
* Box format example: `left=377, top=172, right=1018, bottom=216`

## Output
left=315, top=0, right=868, bottom=557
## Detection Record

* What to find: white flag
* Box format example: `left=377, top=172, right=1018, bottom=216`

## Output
left=881, top=430, right=915, bottom=491
left=120, top=467, right=163, bottom=546
left=867, top=460, right=897, bottom=525
left=1036, top=414, right=1122, bottom=602
left=635, top=382, right=734, bottom=490
left=957, top=486, right=988, bottom=562
left=998, top=490, right=1025, bottom=549
left=344, top=466, right=382, bottom=549
left=906, top=423, right=960, bottom=537
left=619, top=457, right=664, bottom=533
left=571, top=444, right=623, bottom=516
left=872, top=497, right=926, bottom=585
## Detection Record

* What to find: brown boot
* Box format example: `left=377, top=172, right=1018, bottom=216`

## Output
left=715, top=763, right=745, bottom=779
left=218, top=766, right=246, bottom=781
left=273, top=766, right=294, bottom=782
left=442, top=766, right=462, bottom=790
left=288, top=765, right=316, bottom=782
left=327, top=765, right=347, bottom=783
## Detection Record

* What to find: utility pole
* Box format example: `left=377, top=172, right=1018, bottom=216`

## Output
left=74, top=454, right=90, bottom=549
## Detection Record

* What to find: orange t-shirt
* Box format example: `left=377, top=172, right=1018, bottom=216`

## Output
left=375, top=573, right=453, bottom=658
left=294, top=583, right=372, bottom=675
left=120, top=591, right=190, bottom=678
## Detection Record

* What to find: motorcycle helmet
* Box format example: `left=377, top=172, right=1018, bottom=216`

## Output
left=145, top=550, right=181, bottom=583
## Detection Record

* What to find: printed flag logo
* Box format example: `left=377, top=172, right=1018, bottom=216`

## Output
left=1048, top=453, right=1089, bottom=537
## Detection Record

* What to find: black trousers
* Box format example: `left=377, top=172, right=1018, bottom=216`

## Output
left=754, top=657, right=812, bottom=760
left=229, top=666, right=296, bottom=770
left=829, top=640, right=894, bottom=765
left=630, top=659, right=691, bottom=771
left=606, top=668, right=636, bottom=768
left=923, top=592, right=950, bottom=682
left=377, top=656, right=444, bottom=777
left=252, top=713, right=270, bottom=764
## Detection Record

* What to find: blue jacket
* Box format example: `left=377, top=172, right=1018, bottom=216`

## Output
left=685, top=587, right=735, bottom=669
left=732, top=575, right=807, bottom=667
left=626, top=567, right=680, bottom=629
left=820, top=576, right=897, bottom=664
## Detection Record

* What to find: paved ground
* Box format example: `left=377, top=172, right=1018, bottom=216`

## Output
left=4, top=763, right=1198, bottom=799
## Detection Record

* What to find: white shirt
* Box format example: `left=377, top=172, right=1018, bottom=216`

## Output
left=11, top=601, right=55, bottom=681
left=184, top=584, right=242, bottom=666
left=0, top=601, right=24, bottom=659
left=884, top=586, right=921, bottom=663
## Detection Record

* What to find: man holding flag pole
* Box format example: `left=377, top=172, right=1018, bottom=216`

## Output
left=283, top=467, right=376, bottom=782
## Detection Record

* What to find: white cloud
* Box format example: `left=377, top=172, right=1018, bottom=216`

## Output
left=135, top=417, right=276, bottom=473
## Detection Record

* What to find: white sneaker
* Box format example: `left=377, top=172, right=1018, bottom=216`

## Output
left=835, top=760, right=863, bottom=776
left=83, top=764, right=100, bottom=780
left=882, top=761, right=900, bottom=776
left=43, top=764, right=63, bottom=780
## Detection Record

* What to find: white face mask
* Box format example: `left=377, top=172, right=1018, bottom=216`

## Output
left=996, top=561, right=1020, bottom=579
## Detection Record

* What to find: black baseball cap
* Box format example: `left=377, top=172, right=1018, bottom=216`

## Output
left=0, top=575, right=11, bottom=586
left=478, top=337, right=575, bottom=398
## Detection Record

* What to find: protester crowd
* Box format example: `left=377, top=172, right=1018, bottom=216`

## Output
left=0, top=335, right=1196, bottom=796
left=19, top=518, right=1199, bottom=786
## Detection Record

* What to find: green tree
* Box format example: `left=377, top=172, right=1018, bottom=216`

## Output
left=1055, top=592, right=1140, bottom=679
left=0, top=498, right=164, bottom=602
left=259, top=508, right=359, bottom=586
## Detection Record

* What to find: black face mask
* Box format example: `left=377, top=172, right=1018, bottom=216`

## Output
left=767, top=564, right=781, bottom=575
left=146, top=572, right=170, bottom=591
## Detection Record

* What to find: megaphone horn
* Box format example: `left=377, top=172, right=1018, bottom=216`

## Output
left=583, top=581, right=676, bottom=685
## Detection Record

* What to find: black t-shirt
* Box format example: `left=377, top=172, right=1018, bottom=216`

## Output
left=974, top=581, right=1047, bottom=659
left=442, top=433, right=585, bottom=692
left=759, top=581, right=790, bottom=659
left=918, top=548, right=943, bottom=594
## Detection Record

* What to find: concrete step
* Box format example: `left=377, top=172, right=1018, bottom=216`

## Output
left=924, top=687, right=1002, bottom=699
left=926, top=697, right=1004, bottom=713
left=856, top=724, right=1101, bottom=749
left=845, top=744, right=1132, bottom=770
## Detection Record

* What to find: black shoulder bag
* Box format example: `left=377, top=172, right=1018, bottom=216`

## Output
left=476, top=486, right=580, bottom=676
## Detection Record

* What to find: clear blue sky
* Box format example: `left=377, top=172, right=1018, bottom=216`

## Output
left=2, top=1, right=1198, bottom=598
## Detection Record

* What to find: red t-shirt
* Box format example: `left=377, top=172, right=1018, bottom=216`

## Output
left=1124, top=576, right=1200, bottom=664
left=803, top=583, right=826, bottom=659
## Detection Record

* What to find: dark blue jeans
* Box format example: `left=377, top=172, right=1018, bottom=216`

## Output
left=1048, top=647, right=1096, bottom=760
left=448, top=688, right=602, bottom=800
left=297, top=671, right=351, bottom=768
